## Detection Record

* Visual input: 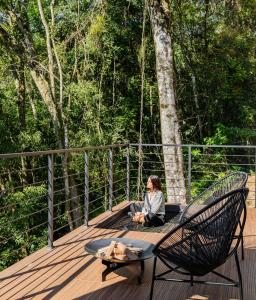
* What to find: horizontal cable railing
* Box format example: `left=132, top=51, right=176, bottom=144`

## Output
left=129, top=144, right=256, bottom=206
left=0, top=144, right=128, bottom=271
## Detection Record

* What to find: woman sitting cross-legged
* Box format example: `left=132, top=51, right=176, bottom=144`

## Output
left=130, top=175, right=165, bottom=227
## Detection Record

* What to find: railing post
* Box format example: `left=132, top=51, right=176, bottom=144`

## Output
left=47, top=154, right=54, bottom=249
left=109, top=148, right=113, bottom=211
left=84, top=152, right=89, bottom=226
left=126, top=145, right=130, bottom=201
left=188, top=145, right=192, bottom=203
left=255, top=147, right=256, bottom=208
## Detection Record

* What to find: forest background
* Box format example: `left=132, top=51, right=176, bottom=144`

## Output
left=0, top=0, right=256, bottom=270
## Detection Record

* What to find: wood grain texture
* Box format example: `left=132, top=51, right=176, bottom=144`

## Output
left=0, top=202, right=255, bottom=300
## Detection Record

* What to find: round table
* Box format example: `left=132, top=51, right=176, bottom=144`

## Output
left=85, top=237, right=154, bottom=284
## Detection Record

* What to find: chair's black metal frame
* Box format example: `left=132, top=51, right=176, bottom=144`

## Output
left=150, top=188, right=248, bottom=300
left=180, top=172, right=248, bottom=259
left=181, top=172, right=248, bottom=213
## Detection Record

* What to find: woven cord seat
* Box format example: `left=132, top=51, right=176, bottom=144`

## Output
left=150, top=187, right=248, bottom=300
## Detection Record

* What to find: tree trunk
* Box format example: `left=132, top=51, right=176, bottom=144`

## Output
left=191, top=74, right=203, bottom=141
left=37, top=1, right=82, bottom=229
left=38, top=0, right=55, bottom=99
left=13, top=62, right=35, bottom=185
left=148, top=0, right=186, bottom=204
left=14, top=3, right=82, bottom=229
left=1, top=3, right=83, bottom=231
left=17, top=63, right=26, bottom=129
left=30, top=69, right=64, bottom=146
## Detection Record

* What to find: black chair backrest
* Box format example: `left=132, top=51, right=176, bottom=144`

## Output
left=181, top=172, right=248, bottom=221
left=154, top=188, right=248, bottom=276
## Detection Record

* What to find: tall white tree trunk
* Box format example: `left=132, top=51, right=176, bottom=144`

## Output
left=148, top=0, right=186, bottom=204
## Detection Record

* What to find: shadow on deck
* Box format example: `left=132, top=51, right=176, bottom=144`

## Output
left=95, top=202, right=181, bottom=233
left=0, top=201, right=256, bottom=300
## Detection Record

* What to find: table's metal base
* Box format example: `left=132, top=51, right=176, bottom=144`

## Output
left=102, top=259, right=145, bottom=284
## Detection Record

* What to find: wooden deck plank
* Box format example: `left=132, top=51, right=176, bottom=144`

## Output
left=0, top=204, right=255, bottom=300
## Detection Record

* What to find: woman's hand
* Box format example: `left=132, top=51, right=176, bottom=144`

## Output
left=132, top=213, right=140, bottom=222
left=132, top=212, right=144, bottom=223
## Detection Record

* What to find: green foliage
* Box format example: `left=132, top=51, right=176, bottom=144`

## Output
left=1, top=0, right=256, bottom=270
left=0, top=185, right=47, bottom=270
left=172, top=0, right=256, bottom=144
left=204, top=124, right=256, bottom=145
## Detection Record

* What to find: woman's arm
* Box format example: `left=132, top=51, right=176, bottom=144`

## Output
left=150, top=191, right=164, bottom=214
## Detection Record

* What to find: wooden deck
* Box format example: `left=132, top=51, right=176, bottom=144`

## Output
left=0, top=201, right=256, bottom=300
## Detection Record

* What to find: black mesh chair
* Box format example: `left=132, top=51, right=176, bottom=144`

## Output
left=150, top=188, right=248, bottom=300
left=180, top=171, right=248, bottom=259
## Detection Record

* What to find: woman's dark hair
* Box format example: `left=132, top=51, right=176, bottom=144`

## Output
left=149, top=175, right=162, bottom=191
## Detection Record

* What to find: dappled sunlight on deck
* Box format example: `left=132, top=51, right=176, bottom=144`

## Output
left=0, top=202, right=256, bottom=300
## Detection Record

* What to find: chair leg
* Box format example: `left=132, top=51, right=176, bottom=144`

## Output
left=190, top=274, right=194, bottom=286
left=150, top=256, right=157, bottom=300
left=235, top=251, right=243, bottom=300
left=239, top=220, right=245, bottom=260
left=241, top=234, right=244, bottom=260
left=138, top=260, right=145, bottom=284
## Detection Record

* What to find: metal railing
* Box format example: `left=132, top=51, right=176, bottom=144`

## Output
left=129, top=144, right=256, bottom=206
left=1, top=143, right=256, bottom=270
left=0, top=144, right=129, bottom=270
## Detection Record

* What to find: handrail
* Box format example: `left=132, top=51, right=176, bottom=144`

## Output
left=130, top=143, right=256, bottom=149
left=2, top=142, right=256, bottom=159
left=0, top=143, right=128, bottom=159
